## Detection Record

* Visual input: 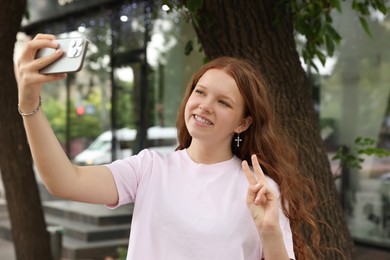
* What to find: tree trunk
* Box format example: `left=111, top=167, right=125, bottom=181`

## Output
left=193, top=1, right=353, bottom=259
left=0, top=1, right=53, bottom=259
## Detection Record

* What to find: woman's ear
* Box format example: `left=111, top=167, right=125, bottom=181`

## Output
left=236, top=116, right=253, bottom=133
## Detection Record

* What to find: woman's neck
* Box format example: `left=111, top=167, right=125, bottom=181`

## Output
left=186, top=141, right=234, bottom=165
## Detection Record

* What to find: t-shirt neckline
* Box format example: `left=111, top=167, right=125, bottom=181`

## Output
left=179, top=149, right=240, bottom=172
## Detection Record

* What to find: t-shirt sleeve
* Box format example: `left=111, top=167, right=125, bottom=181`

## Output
left=266, top=176, right=296, bottom=260
left=104, top=149, right=152, bottom=209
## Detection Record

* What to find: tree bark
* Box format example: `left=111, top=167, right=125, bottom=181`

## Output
left=193, top=1, right=353, bottom=259
left=0, top=0, right=53, bottom=259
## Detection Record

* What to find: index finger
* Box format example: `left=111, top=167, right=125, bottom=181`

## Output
left=19, top=35, right=59, bottom=62
left=251, top=154, right=266, bottom=182
left=242, top=160, right=258, bottom=185
left=33, top=33, right=57, bottom=41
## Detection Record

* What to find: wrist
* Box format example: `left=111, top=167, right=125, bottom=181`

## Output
left=259, top=225, right=283, bottom=240
left=18, top=88, right=40, bottom=105
left=18, top=96, right=42, bottom=117
left=260, top=227, right=290, bottom=260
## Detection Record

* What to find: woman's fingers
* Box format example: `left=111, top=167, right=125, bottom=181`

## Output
left=33, top=48, right=64, bottom=71
left=242, top=160, right=257, bottom=185
left=19, top=38, right=58, bottom=62
left=247, top=181, right=267, bottom=205
left=243, top=155, right=266, bottom=204
left=242, top=154, right=265, bottom=185
left=243, top=155, right=277, bottom=205
left=247, top=183, right=259, bottom=204
left=17, top=34, right=60, bottom=73
left=18, top=51, right=66, bottom=86
left=254, top=182, right=267, bottom=204
left=17, top=35, right=66, bottom=85
left=16, top=34, right=67, bottom=103
left=21, top=72, right=67, bottom=87
left=251, top=154, right=266, bottom=183
left=34, top=33, right=57, bottom=41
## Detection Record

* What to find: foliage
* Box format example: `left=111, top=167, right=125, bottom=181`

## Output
left=161, top=0, right=204, bottom=56
left=44, top=97, right=67, bottom=142
left=279, top=0, right=388, bottom=71
left=116, top=78, right=136, bottom=128
left=117, top=247, right=128, bottom=260
left=84, top=22, right=112, bottom=83
left=332, top=136, right=390, bottom=175
left=163, top=0, right=388, bottom=71
left=71, top=90, right=105, bottom=139
left=44, top=90, right=104, bottom=144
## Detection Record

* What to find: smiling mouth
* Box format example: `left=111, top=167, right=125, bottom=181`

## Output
left=194, top=115, right=213, bottom=125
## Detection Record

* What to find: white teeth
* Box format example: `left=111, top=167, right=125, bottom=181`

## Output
left=194, top=115, right=212, bottom=125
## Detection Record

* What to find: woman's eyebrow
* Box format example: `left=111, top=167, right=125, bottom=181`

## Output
left=195, top=83, right=237, bottom=104
left=195, top=83, right=206, bottom=88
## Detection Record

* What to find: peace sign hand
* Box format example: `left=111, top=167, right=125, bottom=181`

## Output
left=242, top=154, right=280, bottom=234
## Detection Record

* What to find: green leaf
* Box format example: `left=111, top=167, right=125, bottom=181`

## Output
left=316, top=49, right=327, bottom=65
left=310, top=59, right=319, bottom=73
left=355, top=136, right=376, bottom=145
left=330, top=0, right=342, bottom=12
left=376, top=1, right=388, bottom=14
left=359, top=17, right=372, bottom=38
left=352, top=1, right=358, bottom=10
left=325, top=35, right=335, bottom=56
left=325, top=24, right=342, bottom=42
left=357, top=2, right=370, bottom=15
left=333, top=134, right=390, bottom=171
left=184, top=40, right=193, bottom=55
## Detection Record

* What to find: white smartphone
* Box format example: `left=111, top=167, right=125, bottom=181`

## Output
left=35, top=37, right=89, bottom=74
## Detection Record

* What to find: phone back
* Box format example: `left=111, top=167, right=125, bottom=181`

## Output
left=36, top=37, right=89, bottom=74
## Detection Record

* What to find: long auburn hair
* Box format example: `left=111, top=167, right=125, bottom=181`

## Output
left=176, top=56, right=321, bottom=259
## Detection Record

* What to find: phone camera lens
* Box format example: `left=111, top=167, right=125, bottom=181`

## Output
left=70, top=39, right=77, bottom=47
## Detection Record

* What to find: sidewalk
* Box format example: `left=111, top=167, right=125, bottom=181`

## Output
left=0, top=237, right=15, bottom=260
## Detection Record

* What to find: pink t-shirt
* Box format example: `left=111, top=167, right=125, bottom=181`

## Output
left=105, top=149, right=295, bottom=260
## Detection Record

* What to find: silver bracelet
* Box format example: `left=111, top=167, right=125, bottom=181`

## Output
left=18, top=96, right=42, bottom=117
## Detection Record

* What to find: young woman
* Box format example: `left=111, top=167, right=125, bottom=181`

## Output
left=16, top=34, right=320, bottom=259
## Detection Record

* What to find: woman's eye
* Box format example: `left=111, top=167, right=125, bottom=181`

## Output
left=219, top=100, right=230, bottom=107
left=194, top=89, right=204, bottom=95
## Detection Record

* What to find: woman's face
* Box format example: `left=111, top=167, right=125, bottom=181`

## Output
left=184, top=68, right=251, bottom=148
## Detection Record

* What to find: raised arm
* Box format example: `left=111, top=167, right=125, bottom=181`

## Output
left=16, top=34, right=118, bottom=205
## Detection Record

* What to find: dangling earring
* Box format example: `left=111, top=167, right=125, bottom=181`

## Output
left=235, top=133, right=242, bottom=147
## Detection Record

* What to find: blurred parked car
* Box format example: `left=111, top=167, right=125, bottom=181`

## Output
left=74, top=126, right=177, bottom=165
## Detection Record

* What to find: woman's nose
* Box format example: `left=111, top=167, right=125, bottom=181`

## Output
left=199, top=100, right=213, bottom=113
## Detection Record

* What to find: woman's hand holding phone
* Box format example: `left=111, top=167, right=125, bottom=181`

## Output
left=16, top=34, right=75, bottom=112
left=35, top=36, right=89, bottom=74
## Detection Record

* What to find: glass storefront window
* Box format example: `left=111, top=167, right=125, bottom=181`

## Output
left=319, top=4, right=390, bottom=248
